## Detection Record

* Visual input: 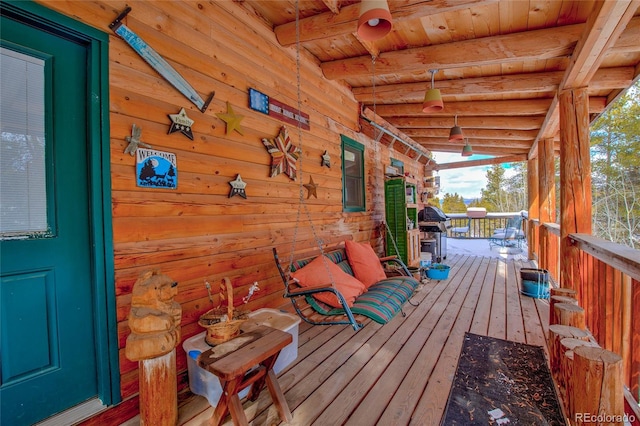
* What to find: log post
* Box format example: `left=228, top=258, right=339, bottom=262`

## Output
left=125, top=271, right=182, bottom=426
left=559, top=338, right=600, bottom=415
left=527, top=158, right=539, bottom=261
left=538, top=137, right=556, bottom=272
left=139, top=350, right=178, bottom=425
left=559, top=88, right=592, bottom=291
left=551, top=287, right=578, bottom=299
left=548, top=324, right=590, bottom=379
left=554, top=302, right=585, bottom=329
left=549, top=295, right=578, bottom=326
left=572, top=346, right=624, bottom=425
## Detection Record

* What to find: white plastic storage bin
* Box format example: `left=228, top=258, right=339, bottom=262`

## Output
left=246, top=308, right=300, bottom=374
left=182, top=308, right=300, bottom=407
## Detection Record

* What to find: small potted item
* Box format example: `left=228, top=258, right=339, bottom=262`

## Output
left=426, top=263, right=450, bottom=280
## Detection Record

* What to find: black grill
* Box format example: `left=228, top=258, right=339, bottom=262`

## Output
left=418, top=206, right=451, bottom=232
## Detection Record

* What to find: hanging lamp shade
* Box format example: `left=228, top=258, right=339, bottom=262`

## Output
left=461, top=141, right=473, bottom=157
left=422, top=69, right=444, bottom=113
left=422, top=89, right=444, bottom=113
left=449, top=115, right=464, bottom=141
left=357, top=0, right=393, bottom=41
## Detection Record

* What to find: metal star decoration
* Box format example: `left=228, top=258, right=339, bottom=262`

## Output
left=303, top=176, right=318, bottom=199
left=216, top=101, right=244, bottom=135
left=124, top=123, right=152, bottom=156
left=168, top=108, right=194, bottom=140
left=321, top=150, right=331, bottom=168
left=262, top=126, right=299, bottom=180
left=228, top=174, right=247, bottom=199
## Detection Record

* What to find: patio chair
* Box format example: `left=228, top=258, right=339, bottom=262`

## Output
left=489, top=215, right=525, bottom=248
left=450, top=218, right=471, bottom=238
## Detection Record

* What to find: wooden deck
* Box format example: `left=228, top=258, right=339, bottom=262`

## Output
left=177, top=253, right=552, bottom=425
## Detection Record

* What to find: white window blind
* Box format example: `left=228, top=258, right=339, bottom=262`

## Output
left=1, top=47, right=47, bottom=237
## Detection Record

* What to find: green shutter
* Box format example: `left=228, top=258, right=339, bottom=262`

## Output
left=384, top=178, right=408, bottom=264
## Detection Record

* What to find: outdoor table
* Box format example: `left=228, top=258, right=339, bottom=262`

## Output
left=197, top=324, right=293, bottom=426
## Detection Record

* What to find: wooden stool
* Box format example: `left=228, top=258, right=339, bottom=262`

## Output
left=198, top=324, right=293, bottom=426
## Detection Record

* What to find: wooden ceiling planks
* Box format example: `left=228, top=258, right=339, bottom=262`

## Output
left=241, top=0, right=640, bottom=165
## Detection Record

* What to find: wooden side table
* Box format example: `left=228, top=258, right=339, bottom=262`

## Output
left=197, top=324, right=293, bottom=426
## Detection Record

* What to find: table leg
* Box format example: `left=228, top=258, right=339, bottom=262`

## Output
left=266, top=369, right=293, bottom=423
left=209, top=377, right=248, bottom=426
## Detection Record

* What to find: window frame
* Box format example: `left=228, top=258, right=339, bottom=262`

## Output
left=341, top=135, right=365, bottom=212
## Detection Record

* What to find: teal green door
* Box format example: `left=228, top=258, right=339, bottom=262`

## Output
left=1, top=14, right=98, bottom=425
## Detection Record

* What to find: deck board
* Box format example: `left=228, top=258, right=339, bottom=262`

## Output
left=177, top=253, right=550, bottom=426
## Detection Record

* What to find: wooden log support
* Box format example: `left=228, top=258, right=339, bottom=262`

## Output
left=572, top=346, right=624, bottom=425
left=548, top=324, right=590, bottom=379
left=560, top=338, right=600, bottom=415
left=538, top=137, right=556, bottom=273
left=554, top=302, right=586, bottom=329
left=139, top=350, right=178, bottom=426
left=527, top=158, right=539, bottom=261
left=549, top=295, right=579, bottom=326
left=559, top=88, right=592, bottom=290
left=551, top=287, right=578, bottom=299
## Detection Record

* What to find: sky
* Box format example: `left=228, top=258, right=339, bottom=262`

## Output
left=431, top=152, right=493, bottom=200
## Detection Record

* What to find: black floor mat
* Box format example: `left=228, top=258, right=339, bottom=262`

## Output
left=441, top=332, right=565, bottom=425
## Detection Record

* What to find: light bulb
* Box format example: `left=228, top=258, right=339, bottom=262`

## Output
left=368, top=18, right=380, bottom=27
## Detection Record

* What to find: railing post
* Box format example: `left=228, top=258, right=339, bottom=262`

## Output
left=538, top=137, right=555, bottom=273
left=527, top=158, right=539, bottom=260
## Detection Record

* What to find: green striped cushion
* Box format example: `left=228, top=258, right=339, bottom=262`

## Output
left=306, top=276, right=419, bottom=324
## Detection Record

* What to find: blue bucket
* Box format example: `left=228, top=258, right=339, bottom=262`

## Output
left=521, top=279, right=550, bottom=298
left=426, top=264, right=450, bottom=280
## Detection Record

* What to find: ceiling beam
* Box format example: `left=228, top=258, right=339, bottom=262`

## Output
left=432, top=154, right=528, bottom=171
left=321, top=24, right=583, bottom=80
left=353, top=67, right=635, bottom=104
left=392, top=116, right=545, bottom=130
left=371, top=97, right=607, bottom=118
left=403, top=128, right=538, bottom=141
left=420, top=144, right=528, bottom=156
left=531, top=1, right=639, bottom=158
left=414, top=138, right=534, bottom=150
left=372, top=99, right=553, bottom=117
left=274, top=0, right=497, bottom=46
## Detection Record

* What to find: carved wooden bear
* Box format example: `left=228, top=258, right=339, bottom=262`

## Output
left=125, top=270, right=182, bottom=361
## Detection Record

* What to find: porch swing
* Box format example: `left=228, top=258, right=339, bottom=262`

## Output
left=272, top=1, right=420, bottom=331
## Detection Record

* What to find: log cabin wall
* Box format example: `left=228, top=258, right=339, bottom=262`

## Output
left=35, top=0, right=425, bottom=411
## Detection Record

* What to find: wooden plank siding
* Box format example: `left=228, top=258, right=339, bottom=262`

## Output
left=173, top=253, right=551, bottom=426
left=35, top=0, right=427, bottom=413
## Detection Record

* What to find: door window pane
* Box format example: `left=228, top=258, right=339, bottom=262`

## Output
left=1, top=47, right=47, bottom=237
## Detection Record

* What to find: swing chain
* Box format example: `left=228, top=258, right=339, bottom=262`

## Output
left=287, top=0, right=337, bottom=294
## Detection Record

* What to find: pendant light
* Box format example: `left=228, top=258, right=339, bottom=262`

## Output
left=461, top=140, right=473, bottom=157
left=423, top=69, right=444, bottom=113
left=449, top=114, right=464, bottom=141
left=357, top=0, right=393, bottom=41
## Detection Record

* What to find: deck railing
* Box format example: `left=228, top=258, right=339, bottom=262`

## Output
left=446, top=212, right=526, bottom=239
left=529, top=220, right=640, bottom=413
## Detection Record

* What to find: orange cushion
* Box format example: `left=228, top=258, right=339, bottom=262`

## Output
left=345, top=240, right=387, bottom=288
left=290, top=255, right=365, bottom=308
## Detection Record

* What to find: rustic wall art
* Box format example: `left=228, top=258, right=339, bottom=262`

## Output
left=216, top=102, right=245, bottom=135
left=124, top=123, right=151, bottom=155
left=228, top=174, right=247, bottom=199
left=262, top=126, right=299, bottom=180
left=168, top=108, right=194, bottom=140
left=136, top=148, right=177, bottom=189
left=109, top=7, right=214, bottom=112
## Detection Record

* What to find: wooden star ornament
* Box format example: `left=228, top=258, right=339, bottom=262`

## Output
left=303, top=176, right=318, bottom=199
left=168, top=108, right=195, bottom=140
left=228, top=174, right=247, bottom=199
left=216, top=102, right=244, bottom=135
left=321, top=150, right=331, bottom=168
left=262, top=126, right=299, bottom=180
